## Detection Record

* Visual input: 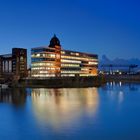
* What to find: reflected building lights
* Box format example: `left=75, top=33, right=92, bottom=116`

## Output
left=119, top=81, right=122, bottom=87
left=105, top=82, right=125, bottom=104
left=118, top=91, right=124, bottom=104
left=31, top=88, right=99, bottom=130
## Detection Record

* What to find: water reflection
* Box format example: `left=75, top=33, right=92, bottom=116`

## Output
left=101, top=82, right=139, bottom=105
left=31, top=88, right=99, bottom=130
left=128, top=83, right=138, bottom=91
left=105, top=81, right=138, bottom=91
left=0, top=88, right=26, bottom=106
left=118, top=91, right=124, bottom=104
left=1, top=84, right=140, bottom=139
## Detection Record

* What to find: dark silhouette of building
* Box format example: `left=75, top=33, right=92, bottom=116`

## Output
left=0, top=48, right=27, bottom=80
left=49, top=34, right=61, bottom=47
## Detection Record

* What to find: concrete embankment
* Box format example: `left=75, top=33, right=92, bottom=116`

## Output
left=105, top=75, right=140, bottom=83
left=12, top=76, right=106, bottom=88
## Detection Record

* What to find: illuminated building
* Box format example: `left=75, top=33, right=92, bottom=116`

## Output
left=31, top=35, right=98, bottom=77
left=0, top=48, right=27, bottom=79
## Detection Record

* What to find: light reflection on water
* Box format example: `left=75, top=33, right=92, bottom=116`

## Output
left=0, top=83, right=140, bottom=140
left=31, top=88, right=99, bottom=131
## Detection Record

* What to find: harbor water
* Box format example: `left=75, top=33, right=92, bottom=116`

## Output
left=0, top=82, right=140, bottom=140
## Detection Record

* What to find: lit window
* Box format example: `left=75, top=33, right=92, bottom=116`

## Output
left=88, top=62, right=98, bottom=65
left=61, top=51, right=65, bottom=54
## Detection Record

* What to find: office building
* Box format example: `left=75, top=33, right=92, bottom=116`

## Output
left=31, top=35, right=98, bottom=77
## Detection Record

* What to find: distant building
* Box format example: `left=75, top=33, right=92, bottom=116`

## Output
left=0, top=48, right=27, bottom=80
left=31, top=35, right=98, bottom=78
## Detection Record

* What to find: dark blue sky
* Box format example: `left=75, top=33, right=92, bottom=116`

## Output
left=0, top=0, right=140, bottom=60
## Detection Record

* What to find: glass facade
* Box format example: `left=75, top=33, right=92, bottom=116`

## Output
left=60, top=50, right=98, bottom=77
left=31, top=35, right=98, bottom=78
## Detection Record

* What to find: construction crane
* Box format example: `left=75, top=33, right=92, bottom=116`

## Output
left=100, top=64, right=138, bottom=74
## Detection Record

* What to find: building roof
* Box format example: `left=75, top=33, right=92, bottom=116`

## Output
left=49, top=34, right=61, bottom=48
left=31, top=35, right=97, bottom=57
left=63, top=49, right=98, bottom=58
left=0, top=54, right=12, bottom=58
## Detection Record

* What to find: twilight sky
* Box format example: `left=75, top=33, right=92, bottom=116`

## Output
left=0, top=0, right=140, bottom=60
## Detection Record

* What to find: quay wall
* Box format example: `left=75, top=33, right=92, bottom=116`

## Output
left=13, top=76, right=106, bottom=88
left=105, top=75, right=140, bottom=83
